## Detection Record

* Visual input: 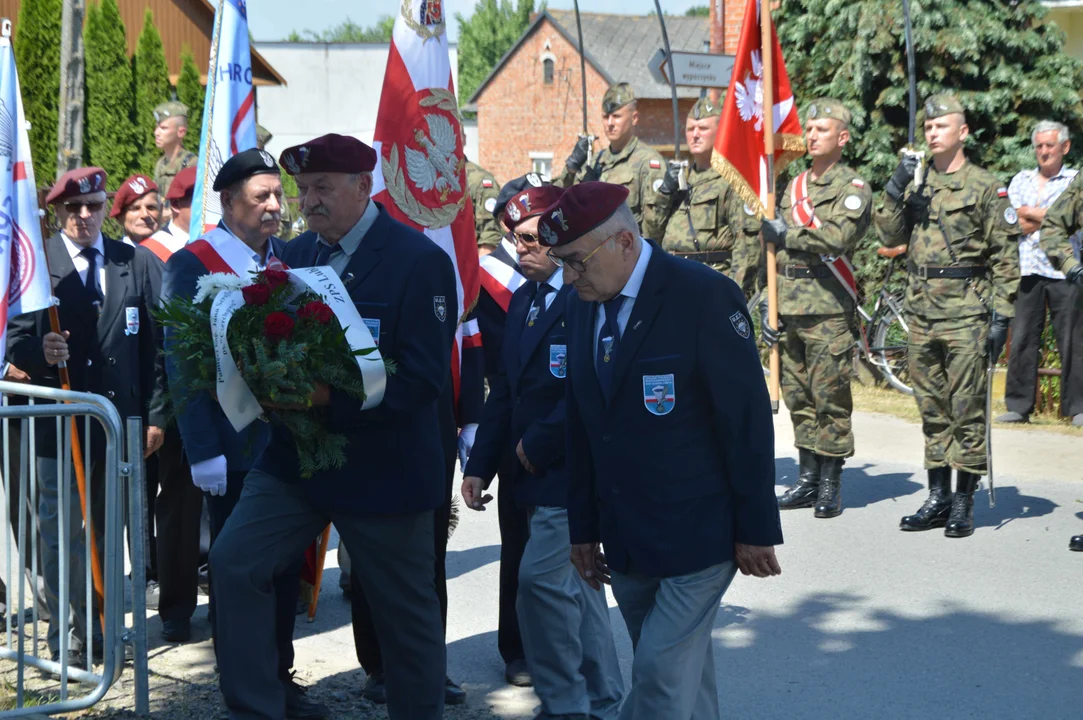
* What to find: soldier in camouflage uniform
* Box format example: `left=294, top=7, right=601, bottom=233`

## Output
left=466, top=159, right=503, bottom=254
left=760, top=99, right=872, bottom=519
left=874, top=94, right=1020, bottom=538
left=556, top=83, right=668, bottom=240
left=153, top=102, right=198, bottom=199
left=1035, top=173, right=1083, bottom=551
left=658, top=97, right=760, bottom=296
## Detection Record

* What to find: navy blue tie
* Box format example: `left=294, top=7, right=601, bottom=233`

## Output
left=596, top=295, right=626, bottom=397
left=314, top=241, right=342, bottom=267
left=526, top=282, right=553, bottom=327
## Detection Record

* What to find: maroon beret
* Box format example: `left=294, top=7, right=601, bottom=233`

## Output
left=46, top=166, right=108, bottom=205
left=504, top=185, right=565, bottom=230
left=537, top=182, right=630, bottom=247
left=279, top=134, right=378, bottom=175
left=109, top=174, right=159, bottom=217
left=166, top=166, right=197, bottom=201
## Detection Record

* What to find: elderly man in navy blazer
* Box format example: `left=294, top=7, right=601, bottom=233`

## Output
left=210, top=135, right=457, bottom=720
left=462, top=185, right=624, bottom=719
left=541, top=182, right=783, bottom=720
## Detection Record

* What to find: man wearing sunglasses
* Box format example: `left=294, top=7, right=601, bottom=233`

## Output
left=6, top=166, right=169, bottom=665
left=543, top=181, right=782, bottom=720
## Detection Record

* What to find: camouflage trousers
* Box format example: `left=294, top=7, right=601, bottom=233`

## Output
left=908, top=314, right=989, bottom=474
left=780, top=314, right=855, bottom=458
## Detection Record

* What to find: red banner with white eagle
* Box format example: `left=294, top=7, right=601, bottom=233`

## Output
left=712, top=0, right=805, bottom=217
left=371, top=0, right=480, bottom=406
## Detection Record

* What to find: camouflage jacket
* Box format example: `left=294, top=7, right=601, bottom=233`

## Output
left=1038, top=173, right=1082, bottom=276
left=465, top=160, right=503, bottom=248
left=556, top=136, right=668, bottom=240
left=154, top=149, right=197, bottom=198
left=874, top=160, right=1020, bottom=319
left=777, top=163, right=872, bottom=316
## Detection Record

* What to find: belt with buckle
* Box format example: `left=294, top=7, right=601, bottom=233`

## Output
left=779, top=264, right=831, bottom=280
left=674, top=250, right=732, bottom=264
left=907, top=262, right=987, bottom=279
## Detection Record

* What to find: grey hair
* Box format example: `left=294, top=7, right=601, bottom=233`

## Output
left=1032, top=120, right=1070, bottom=146
left=580, top=203, right=640, bottom=249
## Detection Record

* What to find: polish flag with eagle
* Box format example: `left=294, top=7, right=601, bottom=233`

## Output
left=371, top=0, right=483, bottom=422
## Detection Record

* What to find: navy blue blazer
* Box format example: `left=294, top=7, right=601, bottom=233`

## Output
left=255, top=204, right=457, bottom=515
left=465, top=279, right=573, bottom=508
left=565, top=242, right=782, bottom=578
left=159, top=237, right=286, bottom=472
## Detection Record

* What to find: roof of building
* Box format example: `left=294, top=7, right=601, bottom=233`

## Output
left=468, top=10, right=710, bottom=105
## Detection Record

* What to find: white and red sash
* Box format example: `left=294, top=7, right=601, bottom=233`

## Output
left=789, top=171, right=861, bottom=303
left=479, top=238, right=526, bottom=312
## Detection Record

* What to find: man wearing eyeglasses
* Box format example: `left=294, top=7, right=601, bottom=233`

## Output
left=541, top=182, right=782, bottom=720
left=6, top=166, right=169, bottom=664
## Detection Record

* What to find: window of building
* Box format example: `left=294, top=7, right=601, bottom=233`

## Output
left=543, top=58, right=555, bottom=85
left=530, top=151, right=554, bottom=181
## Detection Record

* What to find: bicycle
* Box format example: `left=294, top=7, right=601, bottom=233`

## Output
left=748, top=244, right=914, bottom=395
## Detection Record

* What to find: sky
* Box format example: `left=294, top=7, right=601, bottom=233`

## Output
left=248, top=0, right=707, bottom=43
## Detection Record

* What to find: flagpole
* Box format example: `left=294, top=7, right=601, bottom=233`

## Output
left=761, top=1, right=780, bottom=412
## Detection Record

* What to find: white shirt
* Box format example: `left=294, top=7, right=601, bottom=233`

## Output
left=593, top=239, right=652, bottom=367
left=62, top=232, right=107, bottom=296
left=151, top=221, right=190, bottom=252
left=1007, top=166, right=1078, bottom=279
left=315, top=200, right=379, bottom=277
left=218, top=221, right=277, bottom=270
left=540, top=266, right=564, bottom=312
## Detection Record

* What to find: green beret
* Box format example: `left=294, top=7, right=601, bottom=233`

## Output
left=256, top=124, right=272, bottom=147
left=806, top=98, right=851, bottom=128
left=689, top=97, right=722, bottom=120
left=602, top=83, right=636, bottom=115
left=923, top=93, right=966, bottom=121
left=153, top=101, right=188, bottom=123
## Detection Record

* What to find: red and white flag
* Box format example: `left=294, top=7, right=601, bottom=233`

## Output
left=371, top=0, right=480, bottom=405
left=712, top=0, right=805, bottom=216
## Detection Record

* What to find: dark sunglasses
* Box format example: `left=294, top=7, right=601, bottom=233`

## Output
left=513, top=231, right=540, bottom=246
left=63, top=201, right=105, bottom=214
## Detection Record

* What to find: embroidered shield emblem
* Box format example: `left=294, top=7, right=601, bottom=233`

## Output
left=549, top=344, right=567, bottom=378
left=434, top=295, right=447, bottom=322
left=363, top=318, right=381, bottom=346
left=642, top=374, right=675, bottom=416
left=730, top=311, right=750, bottom=339
left=125, top=307, right=140, bottom=336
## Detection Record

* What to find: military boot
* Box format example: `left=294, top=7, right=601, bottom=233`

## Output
left=814, top=457, right=844, bottom=518
left=1069, top=535, right=1083, bottom=552
left=900, top=467, right=952, bottom=531
left=945, top=471, right=979, bottom=538
left=778, top=449, right=821, bottom=509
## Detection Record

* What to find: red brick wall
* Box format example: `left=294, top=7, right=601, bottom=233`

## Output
left=709, top=0, right=748, bottom=56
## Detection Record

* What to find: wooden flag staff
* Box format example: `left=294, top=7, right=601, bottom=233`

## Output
left=761, top=2, right=781, bottom=412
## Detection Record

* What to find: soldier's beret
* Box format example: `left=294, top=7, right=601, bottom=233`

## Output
left=602, top=83, right=636, bottom=115
left=689, top=97, right=722, bottom=120
left=279, top=134, right=378, bottom=176
left=109, top=175, right=159, bottom=217
left=166, top=166, right=197, bottom=201
left=213, top=148, right=281, bottom=191
left=46, top=166, right=108, bottom=205
left=504, top=185, right=565, bottom=230
left=256, top=124, right=273, bottom=147
left=537, top=182, right=630, bottom=247
left=153, top=101, right=189, bottom=123
left=806, top=98, right=851, bottom=128
left=923, top=94, right=966, bottom=121
left=493, top=173, right=547, bottom=220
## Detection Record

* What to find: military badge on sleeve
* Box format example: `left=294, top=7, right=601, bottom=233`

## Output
left=125, top=307, right=140, bottom=336
left=484, top=198, right=497, bottom=213
left=549, top=344, right=567, bottom=378
left=1004, top=206, right=1018, bottom=225
left=729, top=311, right=750, bottom=339
left=642, top=374, right=675, bottom=416
left=434, top=296, right=448, bottom=322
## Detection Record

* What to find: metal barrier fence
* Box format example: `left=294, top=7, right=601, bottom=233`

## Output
left=0, top=381, right=148, bottom=717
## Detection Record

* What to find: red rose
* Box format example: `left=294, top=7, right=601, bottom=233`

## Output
left=264, top=312, right=295, bottom=342
left=262, top=268, right=289, bottom=289
left=298, top=301, right=334, bottom=325
left=242, top=283, right=272, bottom=306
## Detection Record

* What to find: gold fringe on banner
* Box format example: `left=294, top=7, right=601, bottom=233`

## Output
left=710, top=132, right=807, bottom=219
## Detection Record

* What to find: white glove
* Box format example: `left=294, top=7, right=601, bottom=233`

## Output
left=190, top=455, right=228, bottom=497
left=457, top=424, right=479, bottom=472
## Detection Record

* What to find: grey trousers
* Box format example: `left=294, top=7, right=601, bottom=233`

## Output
left=517, top=506, right=623, bottom=718
left=210, top=470, right=446, bottom=720
left=610, top=561, right=737, bottom=720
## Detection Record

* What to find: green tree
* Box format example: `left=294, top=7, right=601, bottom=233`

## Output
left=14, top=0, right=62, bottom=184
left=84, top=0, right=139, bottom=190
left=176, top=47, right=205, bottom=155
left=775, top=0, right=1083, bottom=287
left=285, top=16, right=395, bottom=43
left=133, top=8, right=172, bottom=175
left=685, top=6, right=710, bottom=16
left=455, top=1, right=537, bottom=105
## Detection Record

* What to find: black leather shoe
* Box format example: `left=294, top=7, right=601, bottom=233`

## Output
left=901, top=467, right=953, bottom=531
left=284, top=673, right=330, bottom=719
left=778, top=449, right=821, bottom=509
left=505, top=658, right=533, bottom=687
left=945, top=471, right=979, bottom=538
left=360, top=672, right=387, bottom=704
left=1070, top=535, right=1083, bottom=552
left=814, top=457, right=844, bottom=518
left=445, top=676, right=467, bottom=705
left=161, top=618, right=192, bottom=643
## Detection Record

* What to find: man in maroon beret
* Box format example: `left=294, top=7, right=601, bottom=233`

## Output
left=542, top=181, right=783, bottom=719
left=7, top=166, right=169, bottom=664
left=144, top=166, right=196, bottom=261
left=110, top=174, right=161, bottom=247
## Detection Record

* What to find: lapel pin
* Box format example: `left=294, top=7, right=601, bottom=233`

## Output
left=633, top=320, right=643, bottom=330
